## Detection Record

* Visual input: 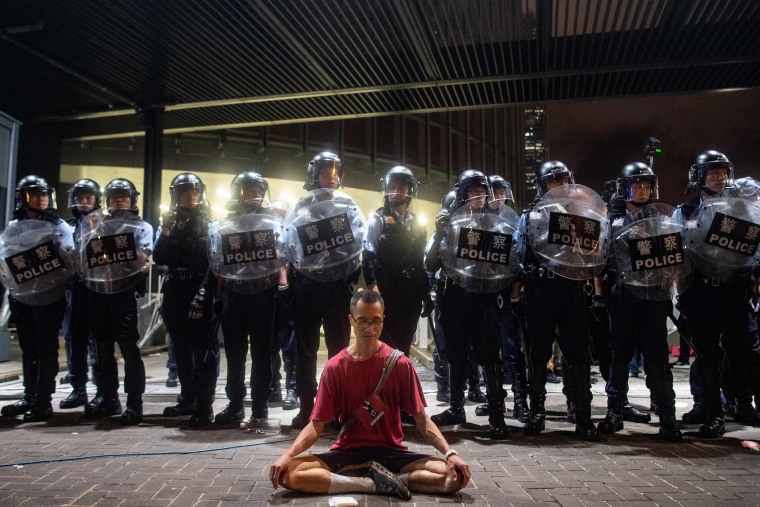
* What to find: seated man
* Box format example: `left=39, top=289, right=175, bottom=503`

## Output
left=270, top=290, right=470, bottom=500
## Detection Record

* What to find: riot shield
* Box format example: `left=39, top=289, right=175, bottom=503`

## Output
left=208, top=210, right=287, bottom=294
left=682, top=189, right=760, bottom=283
left=526, top=184, right=608, bottom=280
left=440, top=204, right=520, bottom=293
left=614, top=203, right=692, bottom=300
left=79, top=217, right=151, bottom=293
left=284, top=190, right=364, bottom=282
left=0, top=220, right=75, bottom=305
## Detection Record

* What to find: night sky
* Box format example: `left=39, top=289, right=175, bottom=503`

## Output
left=546, top=88, right=760, bottom=206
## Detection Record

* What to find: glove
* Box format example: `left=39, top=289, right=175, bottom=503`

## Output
left=511, top=296, right=525, bottom=323
left=434, top=208, right=451, bottom=237
left=589, top=294, right=607, bottom=321
left=421, top=293, right=435, bottom=318
left=160, top=211, right=177, bottom=230
left=276, top=283, right=293, bottom=309
left=188, top=288, right=207, bottom=320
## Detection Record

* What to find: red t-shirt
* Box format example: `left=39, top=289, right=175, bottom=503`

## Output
left=312, top=342, right=427, bottom=451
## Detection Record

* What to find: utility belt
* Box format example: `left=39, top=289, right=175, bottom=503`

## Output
left=523, top=264, right=593, bottom=292
left=692, top=270, right=750, bottom=289
left=164, top=268, right=206, bottom=281
left=377, top=266, right=415, bottom=279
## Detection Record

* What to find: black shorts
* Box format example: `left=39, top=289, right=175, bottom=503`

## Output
left=314, top=446, right=435, bottom=474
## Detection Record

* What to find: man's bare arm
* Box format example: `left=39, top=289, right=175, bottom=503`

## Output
left=412, top=410, right=471, bottom=488
left=270, top=419, right=325, bottom=489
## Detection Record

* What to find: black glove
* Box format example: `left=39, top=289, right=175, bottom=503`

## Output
left=421, top=293, right=435, bottom=318
left=276, top=283, right=293, bottom=309
left=589, top=294, right=607, bottom=321
left=434, top=208, right=451, bottom=237
left=511, top=296, right=525, bottom=323
left=160, top=211, right=177, bottom=230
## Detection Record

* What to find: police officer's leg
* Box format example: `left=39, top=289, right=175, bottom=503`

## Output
left=680, top=283, right=725, bottom=437
left=23, top=298, right=66, bottom=421
left=216, top=291, right=249, bottom=424
left=292, top=276, right=324, bottom=428
left=720, top=292, right=760, bottom=426
left=246, top=290, right=276, bottom=422
left=85, top=293, right=122, bottom=418
left=561, top=356, right=577, bottom=423
left=280, top=315, right=299, bottom=410
left=187, top=290, right=218, bottom=428
left=270, top=306, right=284, bottom=403
left=322, top=281, right=352, bottom=358
left=160, top=280, right=198, bottom=416
left=599, top=284, right=636, bottom=433
left=2, top=300, right=37, bottom=417
left=61, top=282, right=91, bottom=409
left=114, top=290, right=146, bottom=426
left=556, top=282, right=599, bottom=442
left=639, top=299, right=681, bottom=441
left=472, top=293, right=508, bottom=439
left=682, top=358, right=704, bottom=423
left=377, top=275, right=420, bottom=356
left=432, top=298, right=449, bottom=402
left=502, top=297, right=528, bottom=422
left=431, top=284, right=469, bottom=427
left=523, top=280, right=555, bottom=436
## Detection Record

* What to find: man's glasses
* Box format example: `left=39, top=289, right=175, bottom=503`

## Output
left=350, top=315, right=384, bottom=328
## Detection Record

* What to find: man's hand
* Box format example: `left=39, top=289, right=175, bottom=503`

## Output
left=447, top=454, right=471, bottom=488
left=269, top=454, right=291, bottom=490
left=434, top=208, right=451, bottom=237
left=188, top=289, right=206, bottom=320
left=421, top=293, right=435, bottom=318
left=589, top=294, right=606, bottom=322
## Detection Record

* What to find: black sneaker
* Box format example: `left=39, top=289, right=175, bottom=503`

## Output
left=430, top=407, right=466, bottom=427
left=341, top=461, right=411, bottom=501
left=214, top=403, right=245, bottom=425
left=546, top=370, right=561, bottom=384
left=165, top=370, right=178, bottom=388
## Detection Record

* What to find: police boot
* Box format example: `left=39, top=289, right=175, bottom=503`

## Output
left=431, top=361, right=467, bottom=427
left=282, top=355, right=299, bottom=411
left=290, top=399, right=314, bottom=430
left=622, top=397, right=651, bottom=423
left=523, top=362, right=547, bottom=436
left=566, top=400, right=577, bottom=424
left=60, top=388, right=88, bottom=409
left=696, top=364, right=725, bottom=438
left=84, top=394, right=122, bottom=418
left=467, top=362, right=487, bottom=403
left=215, top=401, right=245, bottom=425
left=571, top=364, right=601, bottom=442
left=2, top=395, right=34, bottom=418
left=436, top=384, right=450, bottom=403
left=188, top=406, right=214, bottom=428
left=597, top=398, right=624, bottom=434
left=120, top=394, right=143, bottom=426
left=483, top=363, right=509, bottom=439
left=163, top=395, right=197, bottom=417
left=682, top=396, right=705, bottom=424
left=734, top=400, right=760, bottom=426
left=269, top=381, right=282, bottom=403
left=733, top=366, right=760, bottom=426
left=511, top=365, right=529, bottom=423
left=23, top=398, right=53, bottom=423
left=646, top=363, right=682, bottom=442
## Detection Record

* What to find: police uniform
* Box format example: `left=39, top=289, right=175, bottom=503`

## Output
left=154, top=195, right=216, bottom=422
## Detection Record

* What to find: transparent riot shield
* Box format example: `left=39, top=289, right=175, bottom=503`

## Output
left=0, top=220, right=75, bottom=305
left=209, top=210, right=287, bottom=294
left=284, top=189, right=364, bottom=282
left=79, top=217, right=151, bottom=293
left=440, top=204, right=520, bottom=293
left=614, top=203, right=692, bottom=300
left=683, top=188, right=760, bottom=283
left=526, top=184, right=608, bottom=280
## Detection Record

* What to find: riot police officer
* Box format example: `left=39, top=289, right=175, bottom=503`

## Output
left=362, top=166, right=430, bottom=356
left=0, top=176, right=73, bottom=422
left=59, top=179, right=102, bottom=411
left=288, top=152, right=363, bottom=429
left=596, top=162, right=681, bottom=441
left=677, top=151, right=760, bottom=436
left=82, top=178, right=153, bottom=425
left=425, top=170, right=509, bottom=439
left=512, top=161, right=601, bottom=441
left=212, top=172, right=287, bottom=430
left=154, top=173, right=218, bottom=426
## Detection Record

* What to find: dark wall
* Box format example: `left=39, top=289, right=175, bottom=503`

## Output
left=547, top=88, right=760, bottom=206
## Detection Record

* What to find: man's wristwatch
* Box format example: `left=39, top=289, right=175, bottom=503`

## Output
left=444, top=449, right=458, bottom=461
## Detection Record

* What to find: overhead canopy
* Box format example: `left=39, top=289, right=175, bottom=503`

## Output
left=1, top=0, right=759, bottom=140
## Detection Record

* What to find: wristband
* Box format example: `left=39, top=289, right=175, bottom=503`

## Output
left=510, top=296, right=521, bottom=303
left=444, top=449, right=458, bottom=461
left=278, top=283, right=289, bottom=291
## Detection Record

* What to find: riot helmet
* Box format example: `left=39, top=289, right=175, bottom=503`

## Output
left=67, top=178, right=101, bottom=216
left=441, top=190, right=456, bottom=211
left=305, top=151, right=343, bottom=191
left=15, top=175, right=55, bottom=213
left=169, top=173, right=207, bottom=210
left=600, top=179, right=618, bottom=205
left=104, top=178, right=140, bottom=214
left=688, top=150, right=733, bottom=194
left=488, top=175, right=514, bottom=206
left=454, top=169, right=490, bottom=209
left=535, top=161, right=574, bottom=196
left=381, top=165, right=418, bottom=206
left=229, top=171, right=269, bottom=209
left=618, top=162, right=658, bottom=204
